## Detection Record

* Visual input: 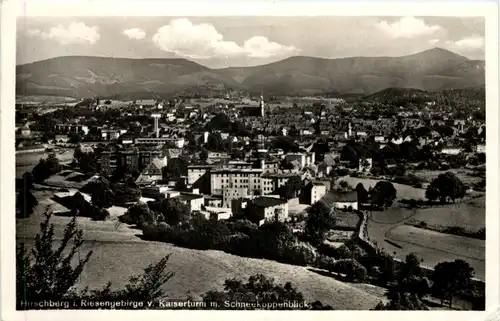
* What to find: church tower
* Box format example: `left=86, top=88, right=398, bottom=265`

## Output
left=260, top=93, right=265, bottom=117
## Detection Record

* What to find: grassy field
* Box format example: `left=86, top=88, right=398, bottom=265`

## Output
left=336, top=176, right=426, bottom=200
left=16, top=149, right=74, bottom=178
left=334, top=212, right=361, bottom=229
left=365, top=199, right=485, bottom=280
left=16, top=194, right=386, bottom=309
left=405, top=196, right=485, bottom=231
left=385, top=225, right=484, bottom=279
left=410, top=169, right=484, bottom=186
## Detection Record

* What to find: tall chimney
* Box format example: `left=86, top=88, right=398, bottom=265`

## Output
left=152, top=113, right=161, bottom=138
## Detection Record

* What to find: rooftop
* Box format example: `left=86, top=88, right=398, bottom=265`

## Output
left=251, top=196, right=287, bottom=208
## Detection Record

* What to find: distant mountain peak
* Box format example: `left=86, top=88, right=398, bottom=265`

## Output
left=405, top=47, right=469, bottom=60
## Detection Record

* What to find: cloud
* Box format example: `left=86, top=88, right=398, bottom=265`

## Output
left=27, top=22, right=100, bottom=45
left=376, top=17, right=442, bottom=38
left=123, top=28, right=146, bottom=40
left=453, top=36, right=484, bottom=49
left=152, top=18, right=297, bottom=59
left=428, top=39, right=440, bottom=45
left=26, top=29, right=42, bottom=37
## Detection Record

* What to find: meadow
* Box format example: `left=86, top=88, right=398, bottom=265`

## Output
left=16, top=195, right=386, bottom=309
left=336, top=176, right=426, bottom=200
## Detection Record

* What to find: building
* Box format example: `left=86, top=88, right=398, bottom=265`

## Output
left=440, top=147, right=463, bottom=155
left=101, top=129, right=122, bottom=141
left=206, top=151, right=231, bottom=164
left=302, top=181, right=327, bottom=205
left=210, top=168, right=264, bottom=196
left=260, top=172, right=298, bottom=194
left=475, top=144, right=486, bottom=153
left=135, top=137, right=185, bottom=148
left=246, top=196, right=289, bottom=225
left=135, top=157, right=167, bottom=186
left=334, top=131, right=349, bottom=140
left=284, top=152, right=315, bottom=169
left=54, top=124, right=89, bottom=135
left=99, top=147, right=161, bottom=175
left=20, top=124, right=31, bottom=137
left=175, top=192, right=204, bottom=212
left=224, top=161, right=254, bottom=170
left=187, top=165, right=213, bottom=185
left=330, top=191, right=359, bottom=210
left=223, top=187, right=249, bottom=207
left=55, top=135, right=69, bottom=143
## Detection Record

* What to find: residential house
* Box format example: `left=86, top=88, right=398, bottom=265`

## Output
left=245, top=196, right=289, bottom=225
left=55, top=134, right=69, bottom=143
left=440, top=147, right=463, bottom=155
left=135, top=157, right=167, bottom=186
left=302, top=181, right=327, bottom=205
left=330, top=191, right=359, bottom=210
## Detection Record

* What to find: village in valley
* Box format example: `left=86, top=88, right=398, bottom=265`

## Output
left=15, top=85, right=486, bottom=310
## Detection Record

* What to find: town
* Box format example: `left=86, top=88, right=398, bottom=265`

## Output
left=15, top=85, right=486, bottom=310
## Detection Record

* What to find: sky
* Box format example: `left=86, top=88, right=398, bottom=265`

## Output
left=16, top=16, right=485, bottom=68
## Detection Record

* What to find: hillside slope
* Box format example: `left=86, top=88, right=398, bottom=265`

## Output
left=16, top=48, right=485, bottom=98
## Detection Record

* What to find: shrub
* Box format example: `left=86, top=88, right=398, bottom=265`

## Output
left=314, top=255, right=336, bottom=270
left=282, top=242, right=317, bottom=266
left=333, top=259, right=367, bottom=282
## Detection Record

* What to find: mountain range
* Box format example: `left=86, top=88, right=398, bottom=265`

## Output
left=16, top=48, right=485, bottom=99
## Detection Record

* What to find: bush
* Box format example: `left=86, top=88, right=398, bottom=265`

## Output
left=333, top=259, right=367, bottom=282
left=282, top=242, right=317, bottom=266
left=314, top=255, right=336, bottom=270
left=318, top=243, right=352, bottom=260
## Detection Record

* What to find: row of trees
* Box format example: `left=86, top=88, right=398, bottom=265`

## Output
left=374, top=253, right=476, bottom=310
left=354, top=181, right=397, bottom=210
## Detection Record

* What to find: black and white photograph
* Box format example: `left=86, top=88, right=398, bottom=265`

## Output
left=1, top=0, right=499, bottom=318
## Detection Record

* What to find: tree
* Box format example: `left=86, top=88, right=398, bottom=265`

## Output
left=338, top=180, right=350, bottom=191
left=370, top=181, right=397, bottom=209
left=199, top=148, right=209, bottom=162
left=69, top=133, right=82, bottom=145
left=427, top=172, right=466, bottom=203
left=305, top=201, right=335, bottom=245
left=400, top=253, right=423, bottom=280
left=17, top=211, right=176, bottom=309
left=91, top=179, right=114, bottom=209
left=110, top=183, right=141, bottom=204
left=373, top=291, right=428, bottom=310
left=16, top=172, right=38, bottom=218
left=425, top=182, right=440, bottom=203
left=162, top=158, right=188, bottom=181
left=32, top=153, right=61, bottom=183
left=159, top=198, right=191, bottom=226
left=122, top=202, right=156, bottom=227
left=356, top=183, right=369, bottom=204
left=333, top=259, right=367, bottom=282
left=278, top=176, right=303, bottom=200
left=74, top=147, right=97, bottom=173
left=271, top=136, right=300, bottom=153
left=174, top=179, right=188, bottom=191
left=201, top=274, right=332, bottom=310
left=17, top=212, right=93, bottom=307
left=206, top=132, right=224, bottom=151
left=431, top=259, right=474, bottom=307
